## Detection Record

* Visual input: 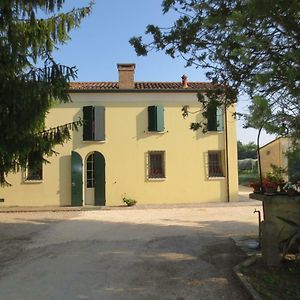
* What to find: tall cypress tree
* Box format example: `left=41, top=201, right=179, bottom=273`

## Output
left=0, top=1, right=93, bottom=185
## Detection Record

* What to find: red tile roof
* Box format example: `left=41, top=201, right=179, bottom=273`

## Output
left=69, top=81, right=213, bottom=91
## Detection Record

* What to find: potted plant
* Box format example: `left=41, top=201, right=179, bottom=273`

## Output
left=266, top=164, right=287, bottom=192
left=283, top=182, right=298, bottom=196
left=263, top=179, right=278, bottom=194
left=249, top=181, right=261, bottom=193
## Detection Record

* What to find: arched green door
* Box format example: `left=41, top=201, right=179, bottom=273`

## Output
left=94, top=152, right=105, bottom=206
left=71, top=151, right=83, bottom=206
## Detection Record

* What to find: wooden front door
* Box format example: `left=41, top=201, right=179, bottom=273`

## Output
left=94, top=152, right=105, bottom=206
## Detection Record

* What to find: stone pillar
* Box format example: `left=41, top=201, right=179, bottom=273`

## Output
left=261, top=220, right=280, bottom=266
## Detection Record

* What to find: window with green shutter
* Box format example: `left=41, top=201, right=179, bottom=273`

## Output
left=207, top=103, right=224, bottom=132
left=148, top=105, right=164, bottom=132
left=83, top=106, right=105, bottom=141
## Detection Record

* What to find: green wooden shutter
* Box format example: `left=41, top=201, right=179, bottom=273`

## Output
left=148, top=105, right=164, bottom=132
left=71, top=151, right=83, bottom=206
left=207, top=104, right=217, bottom=131
left=94, top=152, right=105, bottom=206
left=216, top=106, right=224, bottom=131
left=83, top=106, right=93, bottom=140
left=156, top=106, right=164, bottom=132
left=94, top=106, right=105, bottom=141
left=148, top=106, right=156, bottom=131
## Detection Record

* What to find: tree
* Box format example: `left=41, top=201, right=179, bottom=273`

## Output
left=130, top=0, right=300, bottom=137
left=237, top=141, right=257, bottom=160
left=0, top=1, right=93, bottom=186
left=243, top=96, right=286, bottom=192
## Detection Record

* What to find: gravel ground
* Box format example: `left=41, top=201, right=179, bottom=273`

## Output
left=0, top=195, right=261, bottom=300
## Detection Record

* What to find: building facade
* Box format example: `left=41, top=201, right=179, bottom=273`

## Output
left=260, top=137, right=300, bottom=180
left=1, top=64, right=238, bottom=207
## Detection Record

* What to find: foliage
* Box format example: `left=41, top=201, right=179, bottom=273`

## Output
left=242, top=257, right=300, bottom=300
left=130, top=0, right=300, bottom=138
left=0, top=1, right=93, bottom=186
left=238, top=169, right=258, bottom=187
left=266, top=164, right=286, bottom=185
left=122, top=197, right=137, bottom=207
left=249, top=181, right=261, bottom=190
left=237, top=141, right=257, bottom=159
left=262, top=179, right=277, bottom=190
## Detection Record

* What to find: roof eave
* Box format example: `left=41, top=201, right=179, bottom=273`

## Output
left=69, top=88, right=209, bottom=93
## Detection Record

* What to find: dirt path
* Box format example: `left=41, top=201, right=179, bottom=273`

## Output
left=0, top=202, right=261, bottom=299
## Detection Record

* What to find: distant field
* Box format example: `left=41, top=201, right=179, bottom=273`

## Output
left=238, top=171, right=259, bottom=187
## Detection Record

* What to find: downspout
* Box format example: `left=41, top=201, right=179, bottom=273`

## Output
left=224, top=105, right=230, bottom=202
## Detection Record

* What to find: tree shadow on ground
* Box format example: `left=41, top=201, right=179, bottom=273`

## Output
left=0, top=214, right=255, bottom=299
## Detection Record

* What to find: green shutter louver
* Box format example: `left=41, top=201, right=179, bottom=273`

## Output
left=216, top=106, right=224, bottom=131
left=83, top=106, right=105, bottom=141
left=207, top=104, right=217, bottom=131
left=148, top=106, right=156, bottom=131
left=156, top=106, right=164, bottom=132
left=148, top=105, right=164, bottom=132
left=71, top=151, right=83, bottom=206
left=94, top=106, right=105, bottom=141
left=83, top=106, right=93, bottom=141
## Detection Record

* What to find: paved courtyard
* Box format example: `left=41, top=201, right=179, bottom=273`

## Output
left=0, top=194, right=261, bottom=299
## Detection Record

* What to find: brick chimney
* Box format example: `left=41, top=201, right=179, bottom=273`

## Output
left=181, top=74, right=188, bottom=88
left=117, top=63, right=136, bottom=89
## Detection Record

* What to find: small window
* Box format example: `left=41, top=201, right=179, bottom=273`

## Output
left=148, top=106, right=164, bottom=132
left=86, top=153, right=95, bottom=188
left=83, top=106, right=105, bottom=141
left=25, top=153, right=43, bottom=181
left=208, top=151, right=224, bottom=177
left=148, top=151, right=165, bottom=179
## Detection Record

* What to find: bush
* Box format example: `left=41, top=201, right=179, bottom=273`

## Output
left=122, top=197, right=137, bottom=207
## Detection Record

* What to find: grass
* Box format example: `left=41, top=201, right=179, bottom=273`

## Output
left=241, top=257, right=300, bottom=300
left=238, top=170, right=259, bottom=187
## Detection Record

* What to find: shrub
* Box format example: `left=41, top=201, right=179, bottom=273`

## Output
left=122, top=197, right=137, bottom=207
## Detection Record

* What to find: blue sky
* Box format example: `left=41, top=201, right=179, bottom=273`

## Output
left=53, top=0, right=275, bottom=146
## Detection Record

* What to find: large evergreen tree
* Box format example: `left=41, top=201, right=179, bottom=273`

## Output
left=0, top=1, right=93, bottom=185
left=130, top=0, right=300, bottom=137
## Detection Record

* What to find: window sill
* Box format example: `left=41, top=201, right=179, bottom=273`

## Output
left=23, top=180, right=44, bottom=184
left=82, top=140, right=106, bottom=143
left=145, top=131, right=168, bottom=134
left=147, top=178, right=166, bottom=181
left=207, top=177, right=225, bottom=180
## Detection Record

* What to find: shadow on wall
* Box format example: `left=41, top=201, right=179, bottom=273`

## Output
left=136, top=108, right=147, bottom=140
left=72, top=109, right=84, bottom=150
left=58, top=155, right=71, bottom=206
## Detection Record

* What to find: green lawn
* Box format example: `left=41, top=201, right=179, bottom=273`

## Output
left=238, top=170, right=259, bottom=187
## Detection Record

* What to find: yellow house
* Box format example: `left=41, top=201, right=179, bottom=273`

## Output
left=260, top=137, right=300, bottom=180
left=1, top=64, right=238, bottom=207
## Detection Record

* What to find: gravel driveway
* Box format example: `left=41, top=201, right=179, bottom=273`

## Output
left=0, top=200, right=261, bottom=300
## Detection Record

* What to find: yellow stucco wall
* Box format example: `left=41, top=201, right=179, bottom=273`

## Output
left=260, top=137, right=290, bottom=178
left=0, top=92, right=238, bottom=206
